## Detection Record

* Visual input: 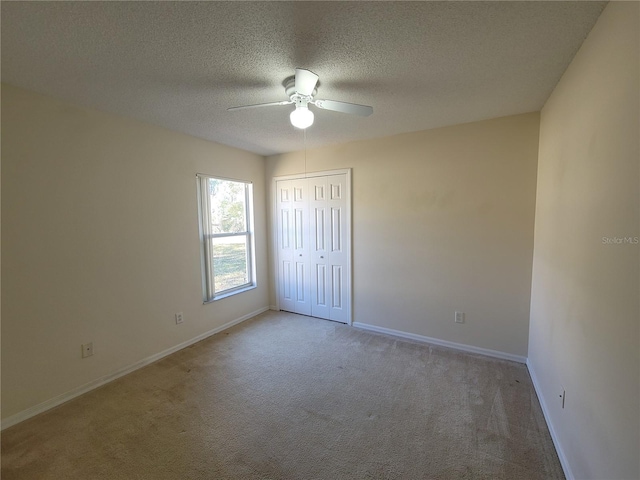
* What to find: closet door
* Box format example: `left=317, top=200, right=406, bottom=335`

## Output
left=309, top=177, right=330, bottom=320
left=309, top=174, right=349, bottom=322
left=325, top=174, right=349, bottom=323
left=277, top=172, right=350, bottom=324
left=276, top=179, right=311, bottom=315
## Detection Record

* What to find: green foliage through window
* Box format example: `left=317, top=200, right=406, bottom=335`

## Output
left=208, top=179, right=247, bottom=234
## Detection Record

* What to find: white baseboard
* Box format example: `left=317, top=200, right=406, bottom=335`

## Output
left=269, top=305, right=278, bottom=311
left=352, top=322, right=527, bottom=364
left=526, top=359, right=574, bottom=480
left=1, top=306, right=269, bottom=431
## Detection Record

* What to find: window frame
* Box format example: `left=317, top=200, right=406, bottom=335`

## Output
left=196, top=174, right=256, bottom=303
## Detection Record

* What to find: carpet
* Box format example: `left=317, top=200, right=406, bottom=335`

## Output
left=1, top=311, right=564, bottom=479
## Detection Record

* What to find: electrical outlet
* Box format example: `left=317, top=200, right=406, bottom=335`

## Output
left=454, top=311, right=465, bottom=323
left=175, top=312, right=184, bottom=324
left=81, top=342, right=93, bottom=358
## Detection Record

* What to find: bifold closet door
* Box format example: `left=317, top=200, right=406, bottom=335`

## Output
left=277, top=173, right=350, bottom=323
left=309, top=175, right=350, bottom=323
left=309, top=177, right=330, bottom=320
left=276, top=179, right=311, bottom=316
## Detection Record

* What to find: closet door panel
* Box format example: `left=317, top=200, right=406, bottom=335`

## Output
left=277, top=179, right=310, bottom=315
left=309, top=176, right=330, bottom=320
left=327, top=175, right=349, bottom=323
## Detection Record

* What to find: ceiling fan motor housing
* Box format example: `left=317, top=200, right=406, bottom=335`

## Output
left=284, top=77, right=317, bottom=100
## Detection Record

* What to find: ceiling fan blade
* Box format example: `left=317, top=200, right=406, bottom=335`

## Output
left=295, top=68, right=319, bottom=96
left=313, top=99, right=373, bottom=117
left=228, top=100, right=292, bottom=112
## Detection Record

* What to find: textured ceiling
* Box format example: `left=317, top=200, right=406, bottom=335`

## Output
left=1, top=1, right=606, bottom=156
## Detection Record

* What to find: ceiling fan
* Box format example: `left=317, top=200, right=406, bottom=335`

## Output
left=228, top=68, right=373, bottom=129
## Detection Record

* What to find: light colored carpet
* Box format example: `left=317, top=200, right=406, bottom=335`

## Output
left=1, top=311, right=564, bottom=479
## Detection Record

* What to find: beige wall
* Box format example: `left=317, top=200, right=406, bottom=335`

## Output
left=1, top=85, right=269, bottom=420
left=529, top=3, right=639, bottom=479
left=267, top=112, right=540, bottom=357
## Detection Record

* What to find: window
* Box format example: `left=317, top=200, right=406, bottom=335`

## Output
left=197, top=174, right=255, bottom=302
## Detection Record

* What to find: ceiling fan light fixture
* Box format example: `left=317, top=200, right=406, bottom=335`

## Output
left=290, top=105, right=314, bottom=129
left=228, top=69, right=372, bottom=128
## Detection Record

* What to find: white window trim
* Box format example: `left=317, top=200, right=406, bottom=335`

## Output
left=196, top=173, right=257, bottom=303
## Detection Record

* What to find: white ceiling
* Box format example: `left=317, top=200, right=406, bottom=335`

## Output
left=1, top=1, right=606, bottom=156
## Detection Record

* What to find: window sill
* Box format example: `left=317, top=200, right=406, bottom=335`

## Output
left=204, top=284, right=257, bottom=304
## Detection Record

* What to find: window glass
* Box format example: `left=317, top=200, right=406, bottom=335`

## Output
left=197, top=175, right=255, bottom=301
